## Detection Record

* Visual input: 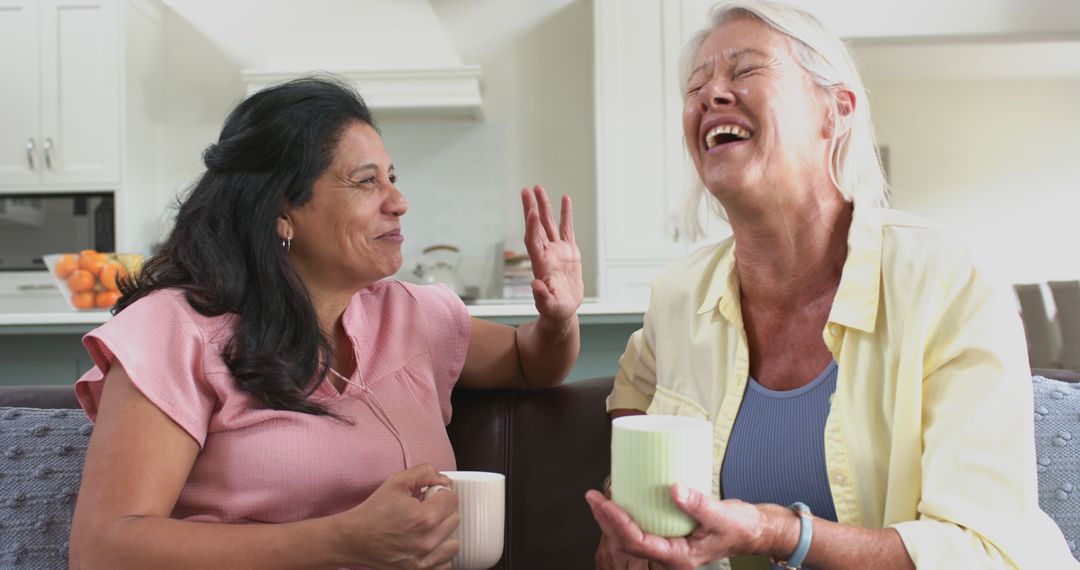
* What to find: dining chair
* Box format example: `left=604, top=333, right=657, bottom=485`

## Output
left=1014, top=283, right=1061, bottom=369
left=1048, top=280, right=1080, bottom=371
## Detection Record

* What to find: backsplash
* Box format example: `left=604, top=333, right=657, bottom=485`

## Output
left=379, top=117, right=509, bottom=298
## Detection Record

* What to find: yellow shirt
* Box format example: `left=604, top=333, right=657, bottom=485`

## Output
left=608, top=206, right=1078, bottom=569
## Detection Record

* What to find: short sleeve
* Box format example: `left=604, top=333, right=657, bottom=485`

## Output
left=75, top=290, right=217, bottom=448
left=608, top=329, right=659, bottom=412
left=405, top=283, right=471, bottom=422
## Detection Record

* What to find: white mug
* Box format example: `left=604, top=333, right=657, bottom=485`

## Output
left=611, top=415, right=713, bottom=537
left=435, top=471, right=505, bottom=570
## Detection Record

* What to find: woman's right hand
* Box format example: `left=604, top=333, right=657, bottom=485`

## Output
left=335, top=464, right=461, bottom=569
left=596, top=531, right=661, bottom=569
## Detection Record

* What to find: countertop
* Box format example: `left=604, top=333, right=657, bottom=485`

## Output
left=0, top=302, right=643, bottom=326
left=0, top=296, right=646, bottom=330
left=0, top=273, right=645, bottom=330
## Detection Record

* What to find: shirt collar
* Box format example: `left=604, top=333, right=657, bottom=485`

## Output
left=696, top=240, right=740, bottom=320
left=694, top=203, right=885, bottom=333
left=827, top=203, right=884, bottom=333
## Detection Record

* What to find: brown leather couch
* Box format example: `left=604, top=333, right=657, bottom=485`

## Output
left=3, top=369, right=1078, bottom=569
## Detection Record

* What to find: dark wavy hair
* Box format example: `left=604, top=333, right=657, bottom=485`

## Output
left=115, top=76, right=376, bottom=415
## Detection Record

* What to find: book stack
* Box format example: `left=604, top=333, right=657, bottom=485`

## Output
left=502, top=253, right=534, bottom=300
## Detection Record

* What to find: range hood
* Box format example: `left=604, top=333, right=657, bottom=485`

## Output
left=164, top=0, right=483, bottom=118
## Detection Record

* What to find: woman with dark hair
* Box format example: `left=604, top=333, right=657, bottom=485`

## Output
left=68, top=76, right=583, bottom=569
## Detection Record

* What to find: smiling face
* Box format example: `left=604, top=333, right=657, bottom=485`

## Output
left=683, top=16, right=836, bottom=207
left=278, top=121, right=407, bottom=294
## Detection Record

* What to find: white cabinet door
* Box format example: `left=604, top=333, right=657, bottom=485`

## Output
left=595, top=0, right=687, bottom=266
left=39, top=0, right=119, bottom=186
left=595, top=0, right=720, bottom=303
left=0, top=0, right=41, bottom=186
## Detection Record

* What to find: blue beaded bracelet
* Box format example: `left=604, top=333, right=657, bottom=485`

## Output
left=773, top=502, right=812, bottom=569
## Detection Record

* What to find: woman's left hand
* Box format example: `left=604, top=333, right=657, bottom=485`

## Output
left=585, top=485, right=772, bottom=570
left=521, top=185, right=583, bottom=324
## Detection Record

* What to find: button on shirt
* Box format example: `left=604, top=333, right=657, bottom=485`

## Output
left=607, top=205, right=1078, bottom=568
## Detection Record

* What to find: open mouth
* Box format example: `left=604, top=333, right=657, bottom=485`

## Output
left=705, top=124, right=753, bottom=150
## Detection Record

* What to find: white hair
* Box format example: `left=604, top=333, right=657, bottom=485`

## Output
left=679, top=0, right=889, bottom=240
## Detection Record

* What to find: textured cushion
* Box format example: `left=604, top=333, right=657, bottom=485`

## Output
left=0, top=407, right=91, bottom=568
left=1033, top=375, right=1080, bottom=559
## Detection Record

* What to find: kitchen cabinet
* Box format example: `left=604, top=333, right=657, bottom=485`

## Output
left=593, top=0, right=729, bottom=304
left=0, top=0, right=168, bottom=256
left=0, top=0, right=120, bottom=189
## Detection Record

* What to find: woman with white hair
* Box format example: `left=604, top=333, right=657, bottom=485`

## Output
left=585, top=1, right=1077, bottom=569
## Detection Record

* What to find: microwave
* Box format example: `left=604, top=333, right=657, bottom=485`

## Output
left=0, top=192, right=115, bottom=272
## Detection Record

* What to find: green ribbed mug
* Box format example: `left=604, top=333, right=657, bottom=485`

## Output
left=611, top=415, right=713, bottom=537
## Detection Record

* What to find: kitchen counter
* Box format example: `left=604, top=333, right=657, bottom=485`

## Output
left=0, top=295, right=644, bottom=385
left=0, top=266, right=644, bottom=384
left=0, top=299, right=646, bottom=330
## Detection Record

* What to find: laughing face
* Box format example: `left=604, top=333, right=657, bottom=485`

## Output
left=683, top=16, right=835, bottom=206
left=279, top=121, right=408, bottom=294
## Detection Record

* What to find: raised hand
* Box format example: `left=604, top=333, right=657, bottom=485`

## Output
left=521, top=185, right=584, bottom=325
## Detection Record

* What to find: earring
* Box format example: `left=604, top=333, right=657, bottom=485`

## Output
left=282, top=237, right=292, bottom=252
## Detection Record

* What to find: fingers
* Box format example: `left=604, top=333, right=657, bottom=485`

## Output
left=586, top=491, right=625, bottom=543
left=430, top=509, right=461, bottom=546
left=559, top=194, right=576, bottom=243
left=520, top=187, right=537, bottom=225
left=417, top=534, right=459, bottom=569
left=587, top=492, right=677, bottom=563
left=670, top=484, right=709, bottom=525
left=523, top=205, right=545, bottom=262
left=415, top=489, right=461, bottom=565
left=396, top=463, right=451, bottom=493
left=422, top=484, right=451, bottom=501
left=521, top=184, right=574, bottom=244
left=597, top=539, right=647, bottom=570
left=593, top=497, right=657, bottom=570
left=532, top=185, right=559, bottom=242
left=421, top=481, right=459, bottom=521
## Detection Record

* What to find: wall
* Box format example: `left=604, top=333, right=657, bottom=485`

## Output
left=150, top=10, right=245, bottom=253
left=395, top=0, right=597, bottom=297
left=866, top=77, right=1080, bottom=310
left=153, top=0, right=597, bottom=298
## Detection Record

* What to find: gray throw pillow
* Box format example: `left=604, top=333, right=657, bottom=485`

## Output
left=1033, top=375, right=1080, bottom=559
left=0, top=407, right=91, bottom=569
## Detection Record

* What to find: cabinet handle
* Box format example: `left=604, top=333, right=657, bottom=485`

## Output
left=17, top=284, right=57, bottom=292
left=26, top=138, right=35, bottom=170
left=43, top=138, right=54, bottom=170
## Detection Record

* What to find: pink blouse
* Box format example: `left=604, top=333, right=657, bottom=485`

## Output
left=76, top=281, right=470, bottom=525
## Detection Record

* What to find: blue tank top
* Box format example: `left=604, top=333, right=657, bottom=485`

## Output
left=721, top=361, right=840, bottom=528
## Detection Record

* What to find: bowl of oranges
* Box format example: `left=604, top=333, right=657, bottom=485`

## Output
left=44, top=251, right=144, bottom=311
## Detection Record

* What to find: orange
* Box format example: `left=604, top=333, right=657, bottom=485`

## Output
left=95, top=290, right=121, bottom=309
left=54, top=254, right=78, bottom=279
left=71, top=290, right=95, bottom=309
left=79, top=252, right=106, bottom=275
left=99, top=261, right=126, bottom=291
left=66, top=269, right=95, bottom=292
